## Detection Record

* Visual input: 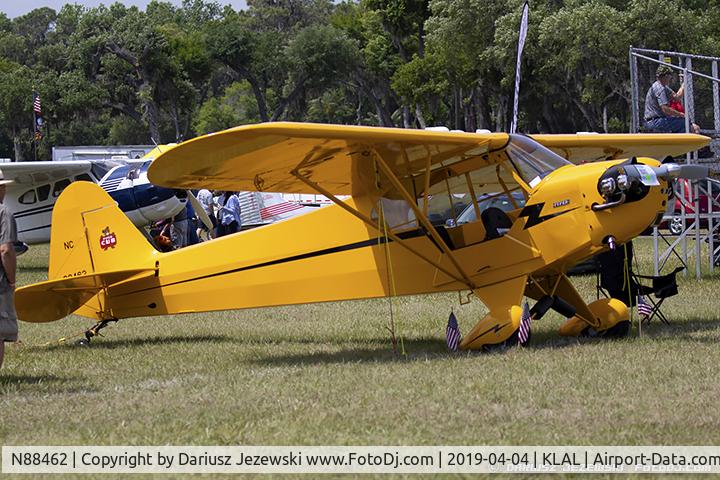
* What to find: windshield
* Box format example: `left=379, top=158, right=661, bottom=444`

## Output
left=505, top=134, right=571, bottom=188
left=455, top=192, right=527, bottom=225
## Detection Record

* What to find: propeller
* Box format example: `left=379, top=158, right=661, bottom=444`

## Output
left=653, top=163, right=709, bottom=181
left=187, top=190, right=214, bottom=232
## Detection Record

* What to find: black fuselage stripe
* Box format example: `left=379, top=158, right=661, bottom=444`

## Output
left=122, top=229, right=428, bottom=296
left=14, top=205, right=54, bottom=219
left=19, top=223, right=51, bottom=234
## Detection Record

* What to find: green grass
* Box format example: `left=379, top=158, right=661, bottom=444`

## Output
left=2, top=239, right=720, bottom=477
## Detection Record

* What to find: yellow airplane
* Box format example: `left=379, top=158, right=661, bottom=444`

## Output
left=14, top=123, right=709, bottom=350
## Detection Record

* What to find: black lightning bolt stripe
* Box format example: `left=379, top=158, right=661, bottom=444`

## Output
left=519, top=203, right=578, bottom=229
left=466, top=322, right=510, bottom=345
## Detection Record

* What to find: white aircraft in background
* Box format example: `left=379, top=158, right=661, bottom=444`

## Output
left=2, top=158, right=185, bottom=245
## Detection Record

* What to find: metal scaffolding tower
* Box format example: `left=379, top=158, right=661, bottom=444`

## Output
left=629, top=47, right=720, bottom=278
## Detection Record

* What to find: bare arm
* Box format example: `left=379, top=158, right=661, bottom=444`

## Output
left=0, top=242, right=16, bottom=287
left=661, top=105, right=684, bottom=118
left=674, top=78, right=685, bottom=101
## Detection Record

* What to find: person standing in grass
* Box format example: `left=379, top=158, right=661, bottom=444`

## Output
left=217, top=191, right=242, bottom=237
left=0, top=170, right=17, bottom=370
left=196, top=188, right=217, bottom=241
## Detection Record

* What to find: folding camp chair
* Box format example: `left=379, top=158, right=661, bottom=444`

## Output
left=633, top=267, right=684, bottom=325
left=596, top=242, right=637, bottom=304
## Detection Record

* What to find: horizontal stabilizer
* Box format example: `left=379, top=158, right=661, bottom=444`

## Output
left=16, top=269, right=155, bottom=323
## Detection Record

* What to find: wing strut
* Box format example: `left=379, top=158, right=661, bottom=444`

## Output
left=369, top=147, right=477, bottom=290
left=290, top=170, right=476, bottom=292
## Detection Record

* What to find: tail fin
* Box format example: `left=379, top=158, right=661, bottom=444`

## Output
left=47, top=181, right=157, bottom=280
left=17, top=182, right=158, bottom=323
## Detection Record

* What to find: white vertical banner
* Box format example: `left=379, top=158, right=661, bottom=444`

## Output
left=510, top=1, right=529, bottom=134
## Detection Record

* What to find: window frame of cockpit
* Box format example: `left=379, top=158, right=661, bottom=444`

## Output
left=501, top=134, right=573, bottom=192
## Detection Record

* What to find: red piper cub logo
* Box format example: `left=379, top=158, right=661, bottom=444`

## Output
left=99, top=226, right=117, bottom=250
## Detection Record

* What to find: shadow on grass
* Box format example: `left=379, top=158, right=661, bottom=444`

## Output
left=18, top=266, right=49, bottom=274
left=252, top=336, right=458, bottom=365
left=250, top=318, right=712, bottom=365
left=637, top=315, right=720, bottom=342
left=0, top=374, right=65, bottom=385
left=0, top=374, right=100, bottom=396
left=34, top=334, right=233, bottom=352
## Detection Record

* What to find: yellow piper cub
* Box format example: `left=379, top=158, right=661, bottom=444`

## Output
left=15, top=123, right=709, bottom=350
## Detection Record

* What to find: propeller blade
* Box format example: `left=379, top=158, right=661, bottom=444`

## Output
left=652, top=164, right=709, bottom=181
left=187, top=190, right=213, bottom=231
left=677, top=164, right=710, bottom=180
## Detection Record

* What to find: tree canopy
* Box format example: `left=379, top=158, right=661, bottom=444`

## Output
left=1, top=0, right=717, bottom=159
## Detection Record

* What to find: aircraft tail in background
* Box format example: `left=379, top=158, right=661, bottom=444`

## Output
left=237, top=191, right=319, bottom=227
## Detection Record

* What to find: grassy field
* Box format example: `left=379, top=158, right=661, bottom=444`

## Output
left=1, top=239, right=720, bottom=477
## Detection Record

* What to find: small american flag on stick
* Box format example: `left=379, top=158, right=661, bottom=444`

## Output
left=446, top=311, right=461, bottom=352
left=637, top=295, right=653, bottom=318
left=518, top=301, right=531, bottom=346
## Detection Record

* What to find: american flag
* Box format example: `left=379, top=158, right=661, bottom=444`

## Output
left=518, top=301, right=531, bottom=345
left=33, top=92, right=43, bottom=141
left=33, top=93, right=42, bottom=114
left=637, top=295, right=653, bottom=318
left=446, top=311, right=461, bottom=352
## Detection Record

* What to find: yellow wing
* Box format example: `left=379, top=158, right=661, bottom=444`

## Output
left=148, top=122, right=509, bottom=195
left=531, top=133, right=708, bottom=163
left=148, top=123, right=709, bottom=193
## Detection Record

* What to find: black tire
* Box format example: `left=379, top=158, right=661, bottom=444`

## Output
left=600, top=320, right=631, bottom=339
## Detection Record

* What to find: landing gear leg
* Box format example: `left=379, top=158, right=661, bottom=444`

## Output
left=461, top=276, right=527, bottom=351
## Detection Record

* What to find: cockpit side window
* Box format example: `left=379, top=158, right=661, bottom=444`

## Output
left=91, top=163, right=112, bottom=181
left=75, top=174, right=93, bottom=183
left=37, top=184, right=51, bottom=202
left=504, top=134, right=571, bottom=189
left=52, top=178, right=72, bottom=197
left=19, top=189, right=37, bottom=205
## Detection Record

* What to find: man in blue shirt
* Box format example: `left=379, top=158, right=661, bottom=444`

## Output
left=218, top=191, right=242, bottom=237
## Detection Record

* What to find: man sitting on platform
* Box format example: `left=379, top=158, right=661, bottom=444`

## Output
left=644, top=64, right=700, bottom=134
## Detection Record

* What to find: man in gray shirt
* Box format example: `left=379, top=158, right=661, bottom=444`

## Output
left=0, top=169, right=17, bottom=370
left=644, top=64, right=700, bottom=134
